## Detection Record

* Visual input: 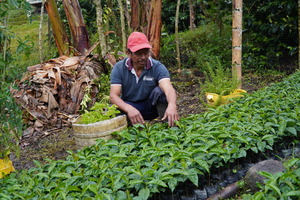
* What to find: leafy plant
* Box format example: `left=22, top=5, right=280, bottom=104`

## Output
left=0, top=0, right=28, bottom=160
left=241, top=158, right=300, bottom=200
left=160, top=23, right=232, bottom=69
left=0, top=83, right=23, bottom=159
left=0, top=71, right=299, bottom=199
left=200, top=57, right=241, bottom=96
left=79, top=97, right=120, bottom=124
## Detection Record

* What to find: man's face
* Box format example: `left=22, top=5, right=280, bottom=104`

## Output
left=129, top=48, right=150, bottom=69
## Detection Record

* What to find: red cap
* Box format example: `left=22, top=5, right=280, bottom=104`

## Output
left=127, top=32, right=152, bottom=52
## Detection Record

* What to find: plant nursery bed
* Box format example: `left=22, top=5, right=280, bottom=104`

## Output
left=150, top=140, right=300, bottom=200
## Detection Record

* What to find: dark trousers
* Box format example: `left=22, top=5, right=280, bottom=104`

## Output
left=124, top=86, right=167, bottom=120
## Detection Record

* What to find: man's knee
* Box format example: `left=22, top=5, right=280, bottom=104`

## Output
left=149, top=86, right=167, bottom=106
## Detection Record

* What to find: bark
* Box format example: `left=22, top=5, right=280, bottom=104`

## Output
left=189, top=0, right=196, bottom=30
left=118, top=0, right=127, bottom=53
left=39, top=0, right=45, bottom=62
left=232, top=0, right=242, bottom=87
left=147, top=0, right=162, bottom=59
left=130, top=0, right=139, bottom=30
left=94, top=0, right=108, bottom=58
left=175, top=0, right=181, bottom=69
left=45, top=0, right=70, bottom=56
left=124, top=0, right=131, bottom=32
left=130, top=0, right=148, bottom=32
left=62, top=0, right=90, bottom=55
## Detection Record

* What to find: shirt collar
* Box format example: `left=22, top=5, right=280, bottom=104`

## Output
left=125, top=57, right=153, bottom=71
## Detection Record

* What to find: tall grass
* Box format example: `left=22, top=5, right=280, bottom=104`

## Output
left=9, top=10, right=57, bottom=73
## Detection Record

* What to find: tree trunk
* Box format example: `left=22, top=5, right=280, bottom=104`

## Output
left=62, top=0, right=90, bottom=55
left=232, top=0, right=242, bottom=87
left=39, top=0, right=45, bottom=62
left=94, top=0, right=107, bottom=58
left=124, top=0, right=131, bottom=32
left=130, top=0, right=148, bottom=32
left=130, top=0, right=139, bottom=30
left=189, top=0, right=196, bottom=30
left=45, top=0, right=70, bottom=56
left=175, top=0, right=181, bottom=69
left=118, top=0, right=127, bottom=53
left=147, top=0, right=162, bottom=59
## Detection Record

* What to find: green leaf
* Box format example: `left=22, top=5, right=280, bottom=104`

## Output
left=268, top=183, right=281, bottom=196
left=148, top=179, right=168, bottom=187
left=36, top=173, right=49, bottom=179
left=187, top=169, right=198, bottom=186
left=194, top=157, right=209, bottom=173
left=286, top=191, right=300, bottom=197
left=286, top=127, right=297, bottom=136
left=167, top=178, right=178, bottom=192
left=52, top=173, right=71, bottom=179
left=138, top=188, right=150, bottom=200
left=88, top=184, right=98, bottom=195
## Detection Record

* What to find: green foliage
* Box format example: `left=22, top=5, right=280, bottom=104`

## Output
left=0, top=0, right=30, bottom=159
left=242, top=158, right=300, bottom=200
left=160, top=23, right=232, bottom=69
left=200, top=57, right=240, bottom=96
left=94, top=73, right=111, bottom=100
left=0, top=70, right=299, bottom=198
left=0, top=83, right=23, bottom=159
left=79, top=98, right=120, bottom=124
left=243, top=0, right=297, bottom=70
left=161, top=0, right=231, bottom=34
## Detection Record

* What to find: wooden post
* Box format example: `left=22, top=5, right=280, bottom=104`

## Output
left=232, top=0, right=242, bottom=88
left=175, top=0, right=181, bottom=69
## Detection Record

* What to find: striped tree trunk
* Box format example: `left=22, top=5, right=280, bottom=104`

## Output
left=175, top=0, right=181, bottom=69
left=232, top=0, right=242, bottom=87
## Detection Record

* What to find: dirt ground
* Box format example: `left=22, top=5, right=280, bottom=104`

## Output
left=10, top=69, right=286, bottom=171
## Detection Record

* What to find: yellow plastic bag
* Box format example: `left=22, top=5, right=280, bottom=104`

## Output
left=0, top=159, right=15, bottom=178
left=206, top=89, right=247, bottom=107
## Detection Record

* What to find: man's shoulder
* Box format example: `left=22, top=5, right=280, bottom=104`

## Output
left=115, top=58, right=128, bottom=67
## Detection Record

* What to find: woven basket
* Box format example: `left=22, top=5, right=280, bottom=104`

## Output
left=72, top=115, right=127, bottom=147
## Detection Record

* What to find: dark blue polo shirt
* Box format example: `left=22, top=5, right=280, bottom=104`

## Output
left=110, top=57, right=170, bottom=102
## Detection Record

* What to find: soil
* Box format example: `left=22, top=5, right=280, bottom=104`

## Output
left=10, top=68, right=287, bottom=171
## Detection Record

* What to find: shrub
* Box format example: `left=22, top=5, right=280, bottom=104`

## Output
left=160, top=23, right=232, bottom=70
left=200, top=57, right=241, bottom=96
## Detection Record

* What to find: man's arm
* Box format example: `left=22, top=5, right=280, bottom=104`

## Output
left=158, top=79, right=180, bottom=126
left=110, top=85, right=145, bottom=124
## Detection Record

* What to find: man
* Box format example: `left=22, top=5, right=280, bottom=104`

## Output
left=110, top=32, right=179, bottom=127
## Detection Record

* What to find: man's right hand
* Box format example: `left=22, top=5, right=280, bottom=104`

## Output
left=126, top=106, right=145, bottom=125
left=110, top=85, right=145, bottom=125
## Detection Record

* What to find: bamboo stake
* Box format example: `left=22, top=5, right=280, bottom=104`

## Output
left=39, top=0, right=45, bottom=63
left=175, top=0, right=181, bottom=70
left=232, top=0, right=243, bottom=88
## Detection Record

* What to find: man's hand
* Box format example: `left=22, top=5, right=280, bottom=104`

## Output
left=126, top=106, right=145, bottom=125
left=162, top=103, right=179, bottom=127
